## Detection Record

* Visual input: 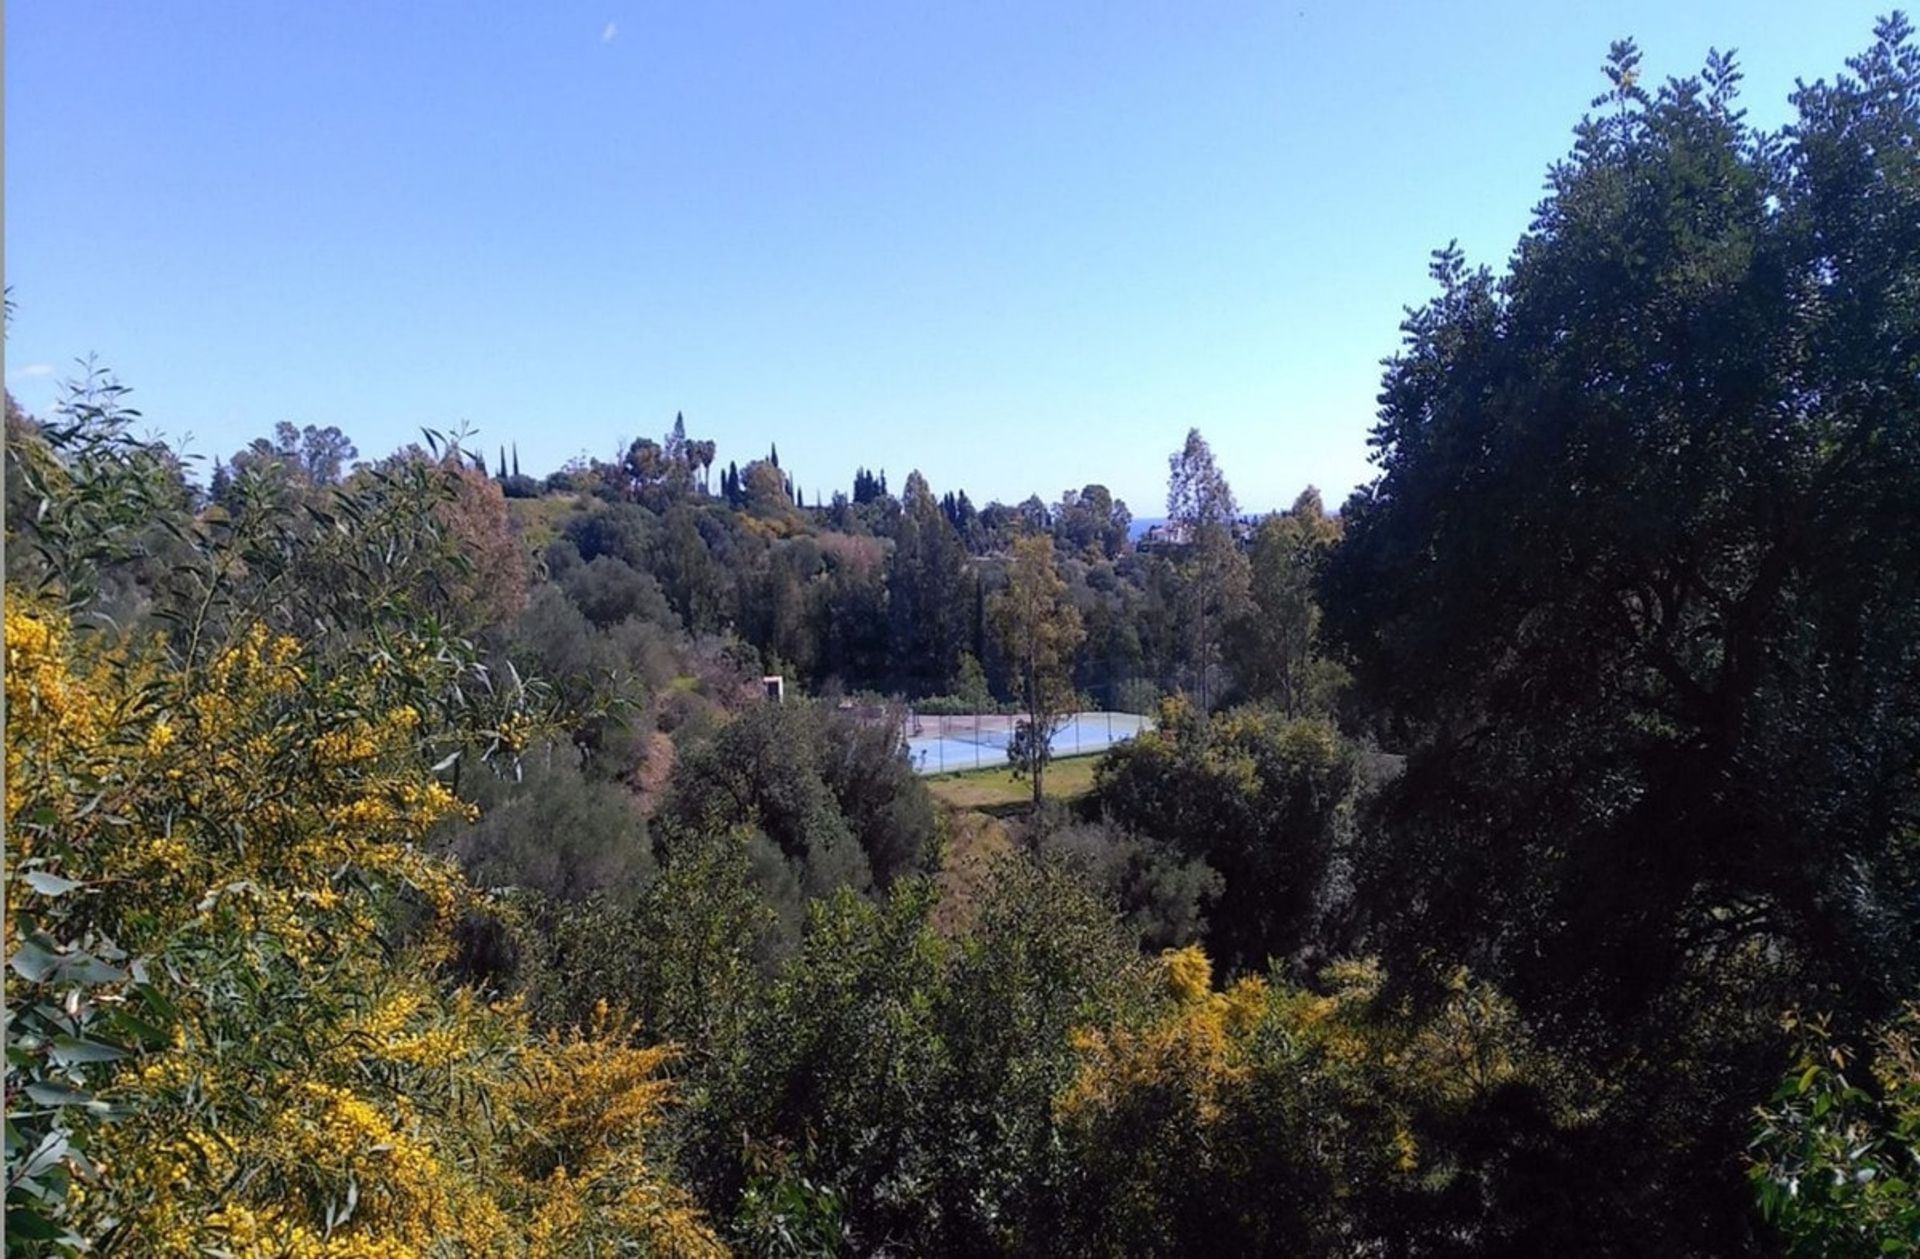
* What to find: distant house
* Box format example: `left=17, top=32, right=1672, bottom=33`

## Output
left=1137, top=521, right=1191, bottom=550
left=1136, top=517, right=1257, bottom=552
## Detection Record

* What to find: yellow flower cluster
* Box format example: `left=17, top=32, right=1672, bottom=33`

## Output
left=1057, top=945, right=1535, bottom=1192
left=6, top=600, right=726, bottom=1256
left=4, top=604, right=119, bottom=835
left=505, top=1005, right=730, bottom=1258
left=1059, top=946, right=1269, bottom=1128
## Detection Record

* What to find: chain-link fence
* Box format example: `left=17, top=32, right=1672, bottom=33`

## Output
left=900, top=677, right=1165, bottom=775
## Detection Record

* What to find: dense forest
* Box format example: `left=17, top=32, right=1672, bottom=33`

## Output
left=6, top=20, right=1919, bottom=1257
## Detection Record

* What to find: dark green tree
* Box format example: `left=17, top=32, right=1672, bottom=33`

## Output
left=1230, top=488, right=1343, bottom=717
left=887, top=470, right=972, bottom=695
left=1322, top=24, right=1920, bottom=1246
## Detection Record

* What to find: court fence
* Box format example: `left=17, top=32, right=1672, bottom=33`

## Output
left=900, top=709, right=1154, bottom=776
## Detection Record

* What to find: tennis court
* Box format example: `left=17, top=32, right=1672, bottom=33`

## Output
left=903, top=711, right=1153, bottom=775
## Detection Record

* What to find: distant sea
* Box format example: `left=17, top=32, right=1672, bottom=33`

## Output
left=1126, top=508, right=1318, bottom=543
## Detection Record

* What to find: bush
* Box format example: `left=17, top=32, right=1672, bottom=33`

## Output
left=658, top=699, right=936, bottom=897
left=1036, top=819, right=1222, bottom=951
left=4, top=601, right=721, bottom=1255
left=562, top=553, right=676, bottom=629
left=912, top=693, right=1013, bottom=717
left=445, top=741, right=656, bottom=902
left=1094, top=702, right=1361, bottom=973
left=1752, top=1007, right=1920, bottom=1255
left=4, top=401, right=721, bottom=1253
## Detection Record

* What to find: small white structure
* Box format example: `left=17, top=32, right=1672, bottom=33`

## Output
left=761, top=675, right=785, bottom=703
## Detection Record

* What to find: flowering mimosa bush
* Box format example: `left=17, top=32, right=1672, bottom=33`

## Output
left=5, top=398, right=723, bottom=1256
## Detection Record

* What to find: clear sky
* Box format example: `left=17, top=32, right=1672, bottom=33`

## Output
left=3, top=1, right=1891, bottom=515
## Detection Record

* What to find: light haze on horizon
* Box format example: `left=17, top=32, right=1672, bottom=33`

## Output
left=3, top=1, right=1888, bottom=515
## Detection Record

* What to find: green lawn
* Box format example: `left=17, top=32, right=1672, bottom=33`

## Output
left=925, top=753, right=1101, bottom=811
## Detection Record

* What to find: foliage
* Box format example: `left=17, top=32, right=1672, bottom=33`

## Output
left=657, top=699, right=934, bottom=897
left=502, top=827, right=777, bottom=1066
left=680, top=855, right=1149, bottom=1255
left=1229, top=488, right=1345, bottom=718
left=988, top=535, right=1086, bottom=805
left=4, top=391, right=720, bottom=1255
left=1321, top=19, right=1920, bottom=1241
left=1751, top=1007, right=1920, bottom=1255
left=1095, top=699, right=1361, bottom=973
left=1034, top=819, right=1222, bottom=951
left=4, top=601, right=720, bottom=1256
left=1055, top=947, right=1571, bottom=1256
left=562, top=553, right=677, bottom=630
left=444, top=739, right=657, bottom=902
left=4, top=362, right=193, bottom=621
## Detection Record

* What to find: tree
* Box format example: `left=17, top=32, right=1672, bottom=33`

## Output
left=656, top=699, right=935, bottom=898
left=1231, top=487, right=1341, bottom=716
left=434, top=460, right=534, bottom=627
left=446, top=740, right=657, bottom=902
left=622, top=436, right=666, bottom=503
left=1053, top=483, right=1131, bottom=561
left=1016, top=494, right=1052, bottom=536
left=207, top=460, right=232, bottom=507
left=1322, top=24, right=1920, bottom=1243
left=689, top=438, right=717, bottom=494
left=659, top=504, right=726, bottom=631
left=276, top=420, right=358, bottom=485
left=213, top=422, right=359, bottom=503
left=1165, top=428, right=1247, bottom=711
left=1094, top=699, right=1360, bottom=971
left=741, top=458, right=792, bottom=517
left=886, top=470, right=971, bottom=695
left=663, top=412, right=697, bottom=501
left=989, top=534, right=1086, bottom=805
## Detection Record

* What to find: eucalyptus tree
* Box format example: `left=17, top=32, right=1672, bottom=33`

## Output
left=1166, top=428, right=1248, bottom=711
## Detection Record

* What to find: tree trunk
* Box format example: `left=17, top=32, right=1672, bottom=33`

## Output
left=1028, top=654, right=1044, bottom=807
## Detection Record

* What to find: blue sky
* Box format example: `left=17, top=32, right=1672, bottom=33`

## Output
left=4, top=1, right=1889, bottom=515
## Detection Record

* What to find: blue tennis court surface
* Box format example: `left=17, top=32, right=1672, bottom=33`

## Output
left=904, top=711, right=1153, bottom=775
